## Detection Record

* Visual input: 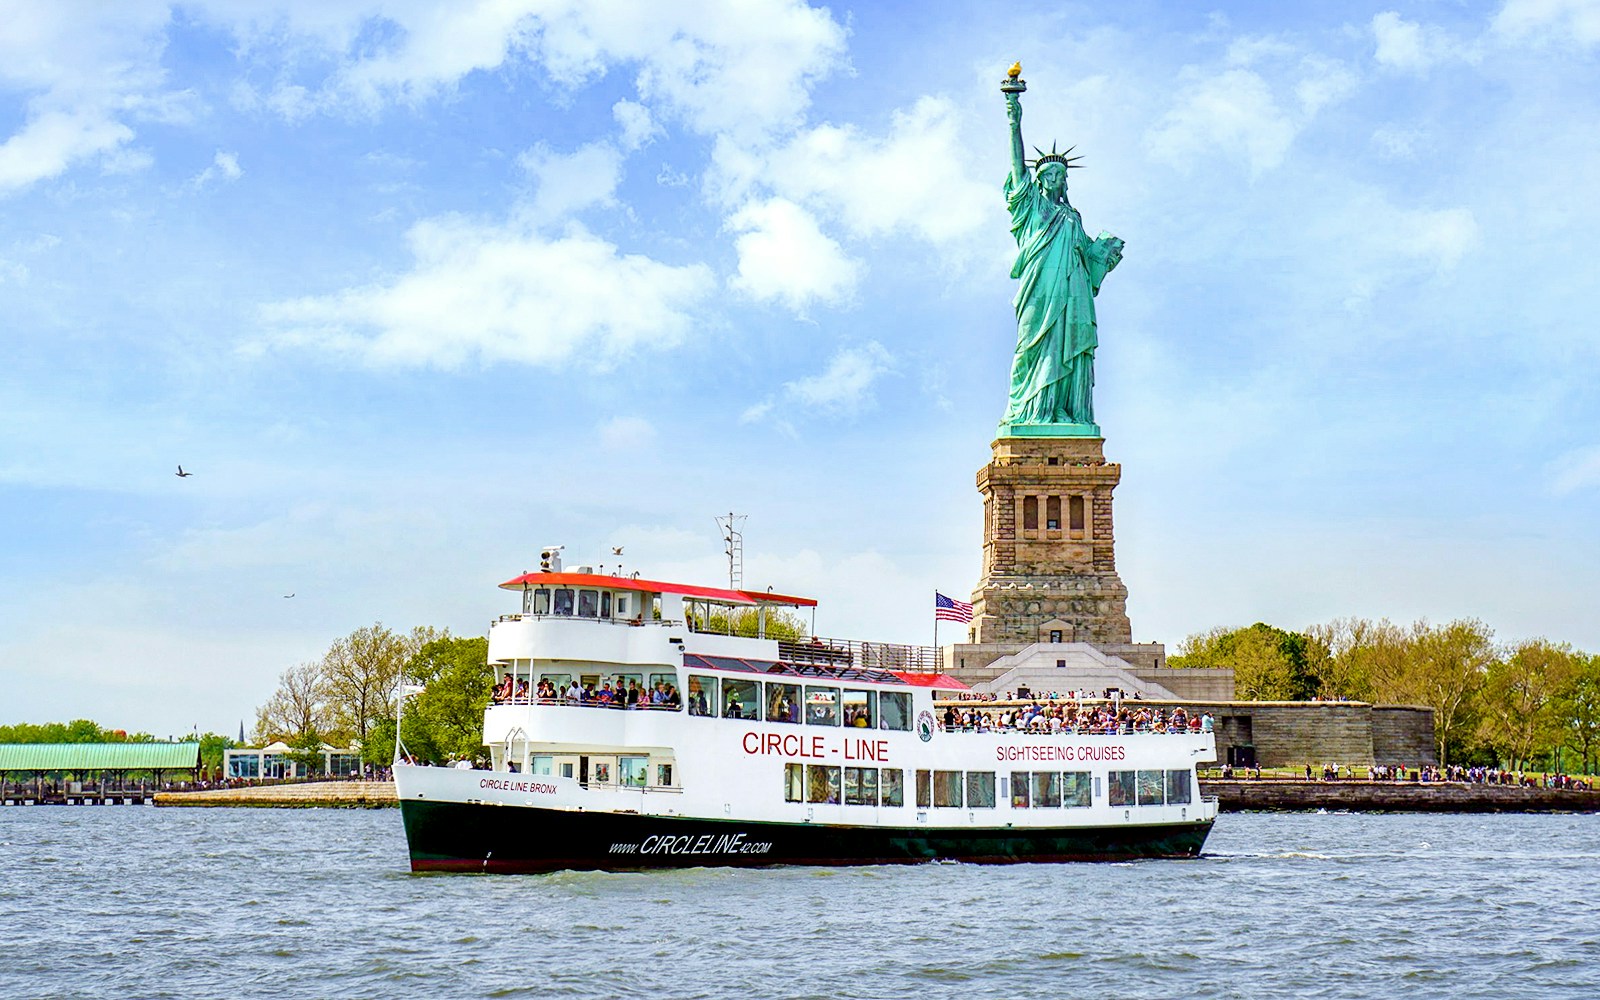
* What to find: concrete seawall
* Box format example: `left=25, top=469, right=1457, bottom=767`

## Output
left=1202, top=779, right=1600, bottom=813
left=154, top=781, right=397, bottom=808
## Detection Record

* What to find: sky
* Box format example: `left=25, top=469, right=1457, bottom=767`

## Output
left=2, top=0, right=1598, bottom=739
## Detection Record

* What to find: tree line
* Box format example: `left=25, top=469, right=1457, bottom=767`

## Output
left=0, top=720, right=236, bottom=771
left=1170, top=618, right=1600, bottom=772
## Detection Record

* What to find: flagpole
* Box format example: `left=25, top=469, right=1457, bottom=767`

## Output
left=933, top=590, right=939, bottom=668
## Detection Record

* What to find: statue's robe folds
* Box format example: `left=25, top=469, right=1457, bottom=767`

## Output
left=1001, top=171, right=1119, bottom=427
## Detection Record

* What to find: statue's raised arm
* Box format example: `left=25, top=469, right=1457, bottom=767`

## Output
left=996, top=62, right=1122, bottom=438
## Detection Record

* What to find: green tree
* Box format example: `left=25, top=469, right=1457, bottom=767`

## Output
left=362, top=716, right=397, bottom=769
left=254, top=660, right=329, bottom=744
left=1170, top=623, right=1319, bottom=700
left=1306, top=617, right=1412, bottom=702
left=1479, top=639, right=1577, bottom=770
left=1556, top=653, right=1600, bottom=774
left=322, top=623, right=438, bottom=746
left=1383, top=619, right=1494, bottom=766
left=197, top=732, right=236, bottom=772
left=705, top=607, right=806, bottom=641
left=281, top=726, right=326, bottom=776
left=398, top=636, right=492, bottom=764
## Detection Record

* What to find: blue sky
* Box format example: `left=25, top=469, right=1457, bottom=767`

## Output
left=3, top=0, right=1598, bottom=738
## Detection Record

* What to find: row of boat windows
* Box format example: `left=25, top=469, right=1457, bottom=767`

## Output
left=525, top=754, right=673, bottom=788
left=779, top=767, right=1194, bottom=809
left=688, top=675, right=913, bottom=730
left=522, top=587, right=635, bottom=619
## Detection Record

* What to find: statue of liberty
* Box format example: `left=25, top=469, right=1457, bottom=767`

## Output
left=999, top=64, right=1124, bottom=436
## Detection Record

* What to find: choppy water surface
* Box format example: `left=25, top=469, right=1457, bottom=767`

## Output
left=1, top=808, right=1596, bottom=999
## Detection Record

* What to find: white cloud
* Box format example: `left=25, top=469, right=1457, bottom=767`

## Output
left=516, top=141, right=623, bottom=222
left=599, top=416, right=656, bottom=451
left=0, top=4, right=173, bottom=195
left=261, top=216, right=715, bottom=368
left=1493, top=0, right=1600, bottom=46
left=783, top=341, right=893, bottom=411
left=1371, top=12, right=1477, bottom=74
left=1550, top=445, right=1600, bottom=495
left=1147, top=68, right=1296, bottom=176
left=613, top=99, right=661, bottom=151
left=727, top=197, right=857, bottom=311
left=750, top=96, right=992, bottom=246
left=191, top=149, right=243, bottom=188
left=1392, top=205, right=1479, bottom=272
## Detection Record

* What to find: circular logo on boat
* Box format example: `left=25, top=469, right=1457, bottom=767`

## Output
left=917, top=710, right=935, bottom=742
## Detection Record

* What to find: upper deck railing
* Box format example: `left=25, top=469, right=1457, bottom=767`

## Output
left=777, top=636, right=939, bottom=673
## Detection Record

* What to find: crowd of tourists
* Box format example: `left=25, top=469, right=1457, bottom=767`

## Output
left=492, top=674, right=683, bottom=710
left=940, top=701, right=1214, bottom=735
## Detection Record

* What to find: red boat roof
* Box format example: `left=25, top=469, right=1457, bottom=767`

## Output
left=497, top=571, right=818, bottom=608
left=890, top=672, right=973, bottom=690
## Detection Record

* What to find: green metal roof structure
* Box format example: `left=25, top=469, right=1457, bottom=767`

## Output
left=0, top=742, right=201, bottom=772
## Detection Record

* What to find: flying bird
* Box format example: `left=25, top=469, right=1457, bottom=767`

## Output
left=283, top=593, right=295, bottom=599
left=611, top=546, right=624, bottom=555
left=176, top=465, right=193, bottom=477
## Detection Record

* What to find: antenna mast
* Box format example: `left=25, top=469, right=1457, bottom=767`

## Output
left=716, top=512, right=746, bottom=590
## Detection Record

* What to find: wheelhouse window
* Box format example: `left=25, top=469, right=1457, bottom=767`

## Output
left=806, top=765, right=840, bottom=804
left=687, top=675, right=717, bottom=717
left=616, top=595, right=629, bottom=616
left=1108, top=771, right=1136, bottom=807
left=881, top=769, right=904, bottom=807
left=879, top=692, right=911, bottom=731
left=966, top=772, right=996, bottom=808
left=1166, top=770, right=1192, bottom=805
left=532, top=588, right=551, bottom=614
left=784, top=762, right=803, bottom=802
left=1010, top=772, right=1030, bottom=808
left=842, top=689, right=876, bottom=728
left=577, top=590, right=599, bottom=617
left=723, top=678, right=759, bottom=719
left=1063, top=771, right=1092, bottom=807
left=552, top=588, right=574, bottom=615
left=766, top=682, right=800, bottom=724
left=600, top=592, right=612, bottom=617
left=804, top=686, right=840, bottom=726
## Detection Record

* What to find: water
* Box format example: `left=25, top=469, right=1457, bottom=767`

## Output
left=1, top=808, right=1596, bottom=999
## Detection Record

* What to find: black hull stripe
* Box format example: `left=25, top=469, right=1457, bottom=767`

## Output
left=401, top=799, right=1214, bottom=873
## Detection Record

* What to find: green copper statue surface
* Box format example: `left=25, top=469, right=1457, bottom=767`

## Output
left=999, top=65, right=1123, bottom=437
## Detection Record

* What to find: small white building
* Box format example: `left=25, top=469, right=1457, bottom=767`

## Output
left=224, top=742, right=362, bottom=779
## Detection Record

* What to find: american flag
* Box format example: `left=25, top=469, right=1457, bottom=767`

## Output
left=935, top=592, right=973, bottom=623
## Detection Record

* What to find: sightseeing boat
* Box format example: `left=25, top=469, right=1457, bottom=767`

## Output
left=395, top=559, right=1218, bottom=873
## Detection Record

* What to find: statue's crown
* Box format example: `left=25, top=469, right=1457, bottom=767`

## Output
left=1028, top=143, right=1084, bottom=171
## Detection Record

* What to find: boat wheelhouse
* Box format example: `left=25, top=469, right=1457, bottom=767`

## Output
left=395, top=562, right=1218, bottom=872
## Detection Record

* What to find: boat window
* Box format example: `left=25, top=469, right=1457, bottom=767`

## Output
left=560, top=762, right=574, bottom=779
left=723, top=678, right=759, bottom=720
left=1137, top=770, right=1165, bottom=806
left=539, top=673, right=572, bottom=697
left=1010, top=772, right=1030, bottom=808
left=577, top=590, right=598, bottom=617
left=879, top=691, right=911, bottom=731
left=617, top=595, right=629, bottom=616
left=1064, top=771, right=1092, bottom=807
left=592, top=760, right=612, bottom=785
left=552, top=588, right=575, bottom=615
left=601, top=592, right=612, bottom=617
left=915, top=770, right=931, bottom=808
left=1031, top=771, right=1061, bottom=808
left=765, top=682, right=800, bottom=724
left=784, top=763, right=803, bottom=802
left=687, top=675, right=718, bottom=717
left=804, top=685, right=840, bottom=726
left=806, top=765, right=840, bottom=804
left=932, top=770, right=963, bottom=808
left=531, top=755, right=553, bottom=776
left=656, top=763, right=673, bottom=787
left=1166, top=770, right=1191, bottom=805
left=648, top=672, right=679, bottom=709
left=1108, top=770, right=1136, bottom=807
left=618, top=756, right=648, bottom=788
left=880, top=769, right=904, bottom=807
left=966, top=772, right=996, bottom=808
left=613, top=673, right=642, bottom=705
left=533, top=588, right=551, bottom=614
left=842, top=689, right=875, bottom=729
left=843, top=767, right=877, bottom=805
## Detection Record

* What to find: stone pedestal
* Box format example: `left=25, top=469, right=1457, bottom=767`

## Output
left=967, top=436, right=1132, bottom=649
